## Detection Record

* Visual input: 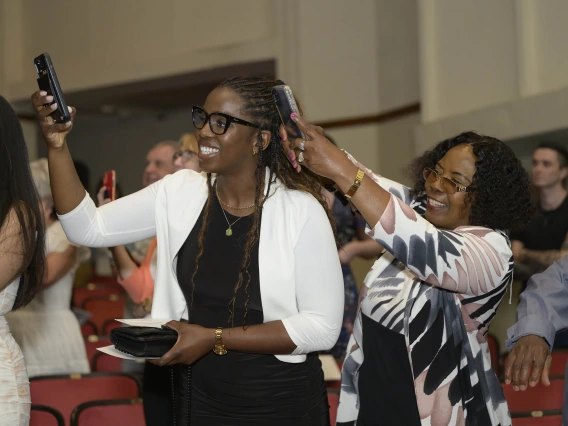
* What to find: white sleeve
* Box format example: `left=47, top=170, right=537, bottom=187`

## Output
left=281, top=203, right=344, bottom=354
left=57, top=181, right=160, bottom=248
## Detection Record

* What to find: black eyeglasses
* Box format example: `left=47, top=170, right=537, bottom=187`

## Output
left=192, top=106, right=259, bottom=135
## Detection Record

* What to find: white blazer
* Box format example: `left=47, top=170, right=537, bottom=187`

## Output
left=59, top=169, right=344, bottom=363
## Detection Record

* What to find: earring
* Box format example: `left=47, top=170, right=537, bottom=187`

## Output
left=253, top=148, right=258, bottom=156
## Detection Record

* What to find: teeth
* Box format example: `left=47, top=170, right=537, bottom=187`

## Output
left=200, top=146, right=219, bottom=155
left=428, top=197, right=446, bottom=207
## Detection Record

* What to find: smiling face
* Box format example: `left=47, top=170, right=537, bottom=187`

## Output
left=196, top=88, right=263, bottom=176
left=424, top=144, right=477, bottom=230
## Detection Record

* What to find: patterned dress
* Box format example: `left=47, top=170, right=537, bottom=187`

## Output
left=337, top=167, right=512, bottom=426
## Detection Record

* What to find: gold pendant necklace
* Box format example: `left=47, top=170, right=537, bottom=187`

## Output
left=219, top=204, right=244, bottom=237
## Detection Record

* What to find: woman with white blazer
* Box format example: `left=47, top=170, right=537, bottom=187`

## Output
left=31, top=76, right=343, bottom=426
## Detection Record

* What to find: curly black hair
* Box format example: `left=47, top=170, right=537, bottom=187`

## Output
left=408, top=131, right=534, bottom=233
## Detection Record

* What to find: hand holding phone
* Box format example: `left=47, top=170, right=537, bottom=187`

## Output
left=272, top=85, right=306, bottom=140
left=34, top=53, right=70, bottom=123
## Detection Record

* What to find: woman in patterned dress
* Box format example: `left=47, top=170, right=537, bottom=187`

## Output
left=0, top=96, right=46, bottom=426
left=284, top=118, right=533, bottom=426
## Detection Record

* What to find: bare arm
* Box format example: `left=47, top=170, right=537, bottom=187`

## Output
left=43, top=245, right=77, bottom=288
left=32, top=91, right=86, bottom=215
left=0, top=209, right=27, bottom=292
left=110, top=246, right=138, bottom=280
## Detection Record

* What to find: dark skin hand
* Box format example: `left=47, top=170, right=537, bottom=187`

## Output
left=149, top=320, right=296, bottom=366
left=504, top=335, right=552, bottom=391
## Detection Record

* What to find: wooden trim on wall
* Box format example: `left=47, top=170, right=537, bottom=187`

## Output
left=317, top=102, right=420, bottom=129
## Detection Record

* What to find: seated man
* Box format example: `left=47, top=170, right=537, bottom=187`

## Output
left=505, top=255, right=568, bottom=423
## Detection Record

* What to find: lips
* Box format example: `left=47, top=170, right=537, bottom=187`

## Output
left=198, top=142, right=220, bottom=159
left=427, top=197, right=447, bottom=209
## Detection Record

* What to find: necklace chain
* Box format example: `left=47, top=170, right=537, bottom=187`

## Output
left=215, top=184, right=254, bottom=236
left=215, top=185, right=255, bottom=210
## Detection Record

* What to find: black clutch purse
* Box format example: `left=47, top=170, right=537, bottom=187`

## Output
left=110, top=326, right=178, bottom=358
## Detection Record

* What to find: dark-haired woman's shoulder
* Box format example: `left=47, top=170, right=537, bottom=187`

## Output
left=0, top=205, right=31, bottom=292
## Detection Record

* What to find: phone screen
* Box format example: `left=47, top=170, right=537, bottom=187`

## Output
left=103, top=170, right=116, bottom=201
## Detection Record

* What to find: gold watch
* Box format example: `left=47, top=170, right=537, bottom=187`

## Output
left=345, top=168, right=365, bottom=199
left=213, top=327, right=227, bottom=355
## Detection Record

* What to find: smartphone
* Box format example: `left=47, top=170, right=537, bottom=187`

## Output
left=33, top=53, right=71, bottom=123
left=272, top=85, right=306, bottom=140
left=103, top=170, right=116, bottom=201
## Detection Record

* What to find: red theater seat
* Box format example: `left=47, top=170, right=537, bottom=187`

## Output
left=30, top=373, right=140, bottom=426
left=70, top=399, right=145, bottom=426
left=502, top=378, right=564, bottom=413
left=30, top=404, right=65, bottom=426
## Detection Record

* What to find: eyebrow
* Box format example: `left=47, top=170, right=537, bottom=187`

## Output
left=436, top=162, right=472, bottom=184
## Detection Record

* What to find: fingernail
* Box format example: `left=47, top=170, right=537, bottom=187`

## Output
left=292, top=162, right=296, bottom=167
left=68, top=106, right=72, bottom=112
left=291, top=113, right=297, bottom=119
left=51, top=103, right=58, bottom=109
left=65, top=121, right=71, bottom=127
left=289, top=153, right=294, bottom=160
left=46, top=95, right=54, bottom=102
left=39, top=91, right=47, bottom=96
left=281, top=134, right=286, bottom=140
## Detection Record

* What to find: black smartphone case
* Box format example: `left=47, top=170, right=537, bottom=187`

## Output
left=34, top=53, right=71, bottom=123
left=272, top=85, right=306, bottom=140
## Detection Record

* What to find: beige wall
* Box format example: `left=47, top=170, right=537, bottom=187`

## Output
left=416, top=0, right=568, bottom=151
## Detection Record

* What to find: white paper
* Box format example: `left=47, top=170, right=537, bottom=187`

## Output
left=319, top=354, right=341, bottom=381
left=114, top=318, right=172, bottom=328
left=97, top=345, right=160, bottom=360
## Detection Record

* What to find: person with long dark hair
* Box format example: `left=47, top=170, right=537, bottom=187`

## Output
left=283, top=122, right=533, bottom=425
left=0, top=96, right=46, bottom=425
left=31, top=78, right=343, bottom=426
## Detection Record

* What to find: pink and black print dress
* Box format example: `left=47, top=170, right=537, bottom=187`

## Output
left=336, top=162, right=512, bottom=426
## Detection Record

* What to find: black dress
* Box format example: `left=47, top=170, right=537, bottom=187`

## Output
left=147, top=198, right=330, bottom=426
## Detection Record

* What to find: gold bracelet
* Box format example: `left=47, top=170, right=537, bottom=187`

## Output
left=345, top=169, right=365, bottom=199
left=213, top=327, right=227, bottom=355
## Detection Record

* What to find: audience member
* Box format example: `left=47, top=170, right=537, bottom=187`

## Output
left=7, top=159, right=90, bottom=377
left=283, top=125, right=533, bottom=425
left=32, top=77, right=344, bottom=426
left=504, top=254, right=568, bottom=426
left=0, top=95, right=46, bottom=425
left=511, top=142, right=568, bottom=281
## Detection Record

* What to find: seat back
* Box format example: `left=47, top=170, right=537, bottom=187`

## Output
left=30, top=373, right=141, bottom=426
left=71, top=399, right=145, bottom=426
left=92, top=351, right=123, bottom=372
left=502, top=378, right=565, bottom=413
left=512, top=410, right=563, bottom=426
left=84, top=336, right=111, bottom=370
left=550, top=350, right=568, bottom=376
left=81, top=295, right=125, bottom=333
left=30, top=404, right=65, bottom=426
left=80, top=321, right=98, bottom=338
left=73, top=284, right=122, bottom=308
left=328, top=392, right=339, bottom=426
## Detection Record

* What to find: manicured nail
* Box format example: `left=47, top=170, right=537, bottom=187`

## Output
left=291, top=113, right=297, bottom=119
left=281, top=134, right=286, bottom=140
left=68, top=106, right=72, bottom=112
left=65, top=121, right=71, bottom=127
left=39, top=91, right=47, bottom=96
left=51, top=103, right=58, bottom=109
left=289, top=153, right=294, bottom=160
left=291, top=162, right=297, bottom=167
left=45, top=95, right=54, bottom=102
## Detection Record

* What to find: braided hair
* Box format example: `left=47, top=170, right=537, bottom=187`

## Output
left=190, top=76, right=336, bottom=327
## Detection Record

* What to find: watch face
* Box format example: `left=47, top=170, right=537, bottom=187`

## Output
left=214, top=345, right=227, bottom=355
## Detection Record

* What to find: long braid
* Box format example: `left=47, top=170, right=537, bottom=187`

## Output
left=214, top=76, right=336, bottom=327
left=189, top=173, right=215, bottom=317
